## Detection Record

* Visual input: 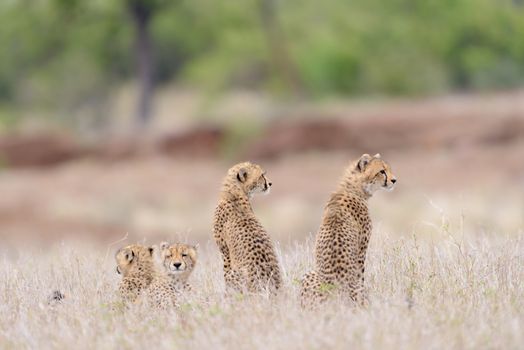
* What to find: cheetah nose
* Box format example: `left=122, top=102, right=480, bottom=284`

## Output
left=173, top=262, right=182, bottom=269
left=268, top=182, right=272, bottom=187
left=391, top=178, right=397, bottom=184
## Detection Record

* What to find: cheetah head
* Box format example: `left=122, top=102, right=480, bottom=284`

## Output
left=230, top=161, right=272, bottom=197
left=156, top=242, right=197, bottom=277
left=115, top=244, right=154, bottom=277
left=352, top=153, right=397, bottom=196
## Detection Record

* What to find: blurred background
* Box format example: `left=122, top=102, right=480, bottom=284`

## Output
left=0, top=0, right=523, bottom=247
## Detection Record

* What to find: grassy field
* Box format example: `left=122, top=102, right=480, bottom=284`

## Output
left=0, top=127, right=523, bottom=349
left=1, top=225, right=522, bottom=349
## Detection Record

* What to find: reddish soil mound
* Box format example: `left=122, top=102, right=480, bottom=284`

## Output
left=0, top=127, right=225, bottom=167
left=157, top=126, right=224, bottom=157
left=2, top=92, right=524, bottom=167
left=0, top=133, right=87, bottom=167
left=245, top=114, right=524, bottom=159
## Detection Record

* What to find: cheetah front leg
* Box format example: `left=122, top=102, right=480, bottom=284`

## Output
left=214, top=236, right=242, bottom=292
left=219, top=242, right=232, bottom=280
left=345, top=286, right=368, bottom=307
left=225, top=269, right=246, bottom=294
left=353, top=277, right=369, bottom=307
left=213, top=229, right=232, bottom=282
left=354, top=248, right=370, bottom=307
left=299, top=271, right=330, bottom=308
left=341, top=279, right=368, bottom=307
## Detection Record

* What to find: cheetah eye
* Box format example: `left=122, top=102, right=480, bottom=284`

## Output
left=379, top=170, right=386, bottom=175
left=182, top=253, right=188, bottom=257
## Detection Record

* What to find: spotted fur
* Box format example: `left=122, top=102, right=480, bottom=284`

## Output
left=213, top=162, right=282, bottom=294
left=146, top=242, right=197, bottom=308
left=300, top=153, right=397, bottom=307
left=115, top=244, right=155, bottom=303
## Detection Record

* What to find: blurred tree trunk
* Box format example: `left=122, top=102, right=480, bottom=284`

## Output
left=258, top=0, right=302, bottom=95
left=128, top=0, right=155, bottom=127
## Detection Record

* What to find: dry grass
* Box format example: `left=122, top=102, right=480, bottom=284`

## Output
left=0, top=148, right=523, bottom=349
left=1, top=225, right=522, bottom=349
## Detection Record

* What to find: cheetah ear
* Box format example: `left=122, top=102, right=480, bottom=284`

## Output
left=188, top=246, right=198, bottom=261
left=157, top=242, right=170, bottom=259
left=357, top=154, right=372, bottom=172
left=373, top=153, right=381, bottom=159
left=124, top=249, right=135, bottom=263
left=151, top=244, right=162, bottom=263
left=236, top=168, right=248, bottom=183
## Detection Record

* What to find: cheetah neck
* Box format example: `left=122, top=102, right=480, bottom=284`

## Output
left=338, top=173, right=371, bottom=200
left=169, top=275, right=188, bottom=286
left=129, top=269, right=154, bottom=283
left=157, top=273, right=190, bottom=290
left=127, top=256, right=154, bottom=279
left=219, top=186, right=254, bottom=215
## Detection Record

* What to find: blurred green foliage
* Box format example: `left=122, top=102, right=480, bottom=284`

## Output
left=220, top=118, right=264, bottom=159
left=1, top=0, right=524, bottom=117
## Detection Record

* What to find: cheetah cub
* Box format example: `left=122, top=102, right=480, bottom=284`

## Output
left=300, top=153, right=397, bottom=307
left=115, top=244, right=155, bottom=303
left=146, top=242, right=197, bottom=308
left=213, top=162, right=282, bottom=294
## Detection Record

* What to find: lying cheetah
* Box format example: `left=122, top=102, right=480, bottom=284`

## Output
left=146, top=242, right=197, bottom=308
left=115, top=244, right=155, bottom=303
left=213, top=162, right=282, bottom=294
left=300, top=153, right=397, bottom=307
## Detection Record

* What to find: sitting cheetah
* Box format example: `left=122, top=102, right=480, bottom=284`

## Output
left=213, top=162, right=282, bottom=294
left=115, top=244, right=155, bottom=303
left=300, top=153, right=397, bottom=307
left=146, top=242, right=197, bottom=308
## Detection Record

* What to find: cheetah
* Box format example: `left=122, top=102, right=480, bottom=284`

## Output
left=115, top=244, right=155, bottom=303
left=146, top=242, right=197, bottom=308
left=213, top=161, right=282, bottom=294
left=300, top=153, right=397, bottom=307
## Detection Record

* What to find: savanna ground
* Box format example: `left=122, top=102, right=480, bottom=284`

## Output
left=1, top=229, right=523, bottom=349
left=1, top=94, right=524, bottom=349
